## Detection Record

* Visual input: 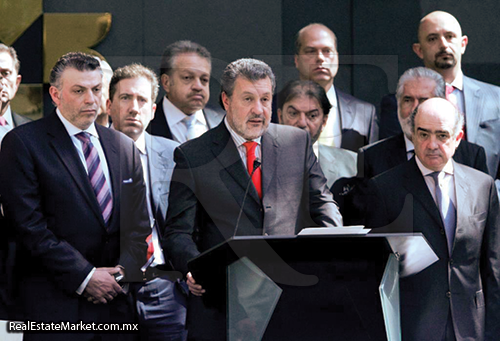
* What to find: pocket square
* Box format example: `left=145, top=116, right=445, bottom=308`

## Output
left=122, top=178, right=133, bottom=184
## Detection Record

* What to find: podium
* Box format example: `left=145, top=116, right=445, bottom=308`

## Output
left=188, top=233, right=435, bottom=341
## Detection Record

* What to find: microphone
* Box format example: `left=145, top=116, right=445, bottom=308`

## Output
left=233, top=158, right=261, bottom=237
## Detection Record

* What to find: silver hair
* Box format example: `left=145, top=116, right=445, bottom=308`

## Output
left=395, top=67, right=445, bottom=101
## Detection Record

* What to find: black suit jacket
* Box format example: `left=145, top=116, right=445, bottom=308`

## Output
left=357, top=133, right=489, bottom=179
left=366, top=159, right=500, bottom=341
left=146, top=97, right=225, bottom=141
left=0, top=111, right=150, bottom=326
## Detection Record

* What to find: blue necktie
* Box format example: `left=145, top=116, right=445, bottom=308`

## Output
left=429, top=171, right=456, bottom=256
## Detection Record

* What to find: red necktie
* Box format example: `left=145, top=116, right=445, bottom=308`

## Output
left=445, top=85, right=467, bottom=140
left=243, top=141, right=262, bottom=199
left=0, top=116, right=7, bottom=126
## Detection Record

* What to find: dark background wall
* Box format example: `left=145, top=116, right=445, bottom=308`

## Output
left=8, top=0, right=500, bottom=113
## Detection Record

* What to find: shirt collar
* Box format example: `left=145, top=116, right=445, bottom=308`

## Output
left=449, top=70, right=464, bottom=91
left=224, top=116, right=262, bottom=148
left=109, top=123, right=147, bottom=155
left=416, top=155, right=454, bottom=177
left=403, top=134, right=414, bottom=153
left=326, top=85, right=338, bottom=108
left=2, top=106, right=13, bottom=127
left=56, top=108, right=99, bottom=139
left=163, top=95, right=206, bottom=126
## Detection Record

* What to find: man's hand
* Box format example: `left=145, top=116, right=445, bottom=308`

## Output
left=186, top=272, right=205, bottom=296
left=84, top=267, right=124, bottom=304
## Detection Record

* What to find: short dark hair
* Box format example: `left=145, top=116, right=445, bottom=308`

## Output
left=295, top=23, right=337, bottom=55
left=109, top=63, right=159, bottom=103
left=277, top=80, right=331, bottom=116
left=220, top=58, right=275, bottom=100
left=160, top=40, right=211, bottom=76
left=0, top=43, right=20, bottom=74
left=50, top=52, right=101, bottom=89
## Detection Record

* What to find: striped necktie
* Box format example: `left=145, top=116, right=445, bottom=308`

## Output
left=75, top=132, right=113, bottom=225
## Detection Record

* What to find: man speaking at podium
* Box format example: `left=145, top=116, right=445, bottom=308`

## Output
left=163, top=58, right=342, bottom=340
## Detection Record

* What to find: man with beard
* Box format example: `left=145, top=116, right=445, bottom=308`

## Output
left=358, top=67, right=488, bottom=179
left=163, top=58, right=342, bottom=340
left=380, top=11, right=500, bottom=193
left=147, top=40, right=224, bottom=143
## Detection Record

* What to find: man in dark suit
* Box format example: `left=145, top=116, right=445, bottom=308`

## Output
left=358, top=67, right=488, bottom=180
left=380, top=11, right=500, bottom=190
left=0, top=43, right=30, bottom=147
left=0, top=44, right=31, bottom=319
left=108, top=63, right=187, bottom=340
left=367, top=98, right=500, bottom=341
left=0, top=52, right=150, bottom=340
left=146, top=40, right=224, bottom=143
left=290, top=23, right=378, bottom=152
left=163, top=58, right=342, bottom=340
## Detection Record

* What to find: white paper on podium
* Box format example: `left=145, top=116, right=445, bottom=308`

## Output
left=298, top=225, right=370, bottom=235
left=385, top=235, right=438, bottom=277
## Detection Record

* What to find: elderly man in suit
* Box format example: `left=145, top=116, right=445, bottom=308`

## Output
left=291, top=23, right=378, bottom=152
left=163, top=58, right=342, bottom=340
left=358, top=67, right=488, bottom=179
left=0, top=52, right=150, bottom=340
left=367, top=98, right=500, bottom=341
left=108, top=63, right=187, bottom=340
left=147, top=40, right=224, bottom=142
left=0, top=44, right=30, bottom=147
left=277, top=80, right=357, bottom=188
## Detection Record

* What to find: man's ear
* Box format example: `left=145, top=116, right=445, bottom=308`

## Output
left=461, top=35, right=468, bottom=54
left=151, top=103, right=157, bottom=121
left=49, top=86, right=61, bottom=107
left=277, top=108, right=283, bottom=124
left=221, top=92, right=230, bottom=111
left=161, top=74, right=170, bottom=94
left=412, top=43, right=424, bottom=60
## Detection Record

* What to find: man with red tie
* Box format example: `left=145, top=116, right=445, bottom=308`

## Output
left=163, top=58, right=342, bottom=340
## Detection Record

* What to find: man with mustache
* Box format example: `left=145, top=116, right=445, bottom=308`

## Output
left=366, top=98, right=500, bottom=341
left=163, top=58, right=342, bottom=340
left=147, top=40, right=224, bottom=143
left=380, top=11, right=500, bottom=194
left=292, top=23, right=378, bottom=152
left=0, top=52, right=150, bottom=340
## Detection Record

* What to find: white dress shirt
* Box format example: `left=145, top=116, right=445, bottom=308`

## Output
left=416, top=157, right=457, bottom=211
left=318, top=86, right=342, bottom=147
left=224, top=117, right=261, bottom=168
left=0, top=106, right=14, bottom=149
left=447, top=70, right=465, bottom=115
left=162, top=96, right=208, bottom=143
left=403, top=135, right=415, bottom=160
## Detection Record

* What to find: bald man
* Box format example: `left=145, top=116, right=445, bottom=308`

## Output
left=367, top=98, right=500, bottom=341
left=291, top=23, right=378, bottom=152
left=414, top=11, right=500, bottom=192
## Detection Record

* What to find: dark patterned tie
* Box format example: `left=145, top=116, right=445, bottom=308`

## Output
left=75, top=132, right=113, bottom=225
left=429, top=171, right=456, bottom=256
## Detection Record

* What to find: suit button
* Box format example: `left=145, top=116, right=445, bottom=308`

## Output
left=446, top=291, right=451, bottom=298
left=450, top=259, right=453, bottom=265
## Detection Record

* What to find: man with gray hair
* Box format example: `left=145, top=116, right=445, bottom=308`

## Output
left=147, top=40, right=224, bottom=142
left=367, top=98, right=500, bottom=341
left=358, top=67, right=488, bottom=180
left=163, top=58, right=342, bottom=340
left=0, top=43, right=30, bottom=148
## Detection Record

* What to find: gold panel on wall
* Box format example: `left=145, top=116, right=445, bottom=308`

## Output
left=11, top=84, right=43, bottom=121
left=43, top=13, right=112, bottom=83
left=0, top=0, right=42, bottom=45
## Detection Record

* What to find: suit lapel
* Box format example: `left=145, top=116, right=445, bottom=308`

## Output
left=387, top=134, right=409, bottom=168
left=337, top=91, right=355, bottom=132
left=47, top=112, right=105, bottom=226
left=402, top=158, right=444, bottom=229
left=148, top=98, right=173, bottom=140
left=210, top=123, right=260, bottom=204
left=452, top=162, right=471, bottom=256
left=97, top=125, right=120, bottom=229
left=463, top=76, right=481, bottom=143
left=261, top=125, right=279, bottom=199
